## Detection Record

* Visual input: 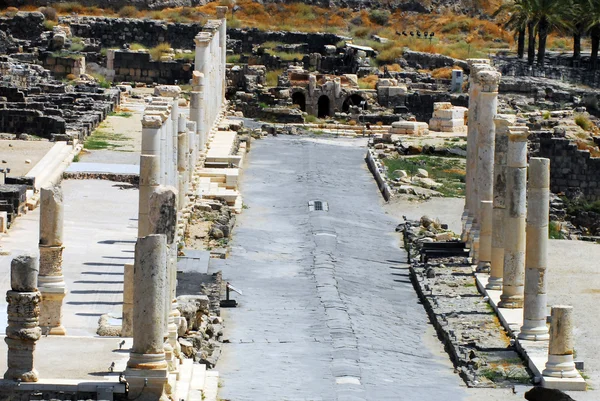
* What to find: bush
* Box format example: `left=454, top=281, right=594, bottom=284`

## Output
left=368, top=9, right=390, bottom=26
left=43, top=20, right=57, bottom=31
left=53, top=2, right=86, bottom=14
left=130, top=43, right=147, bottom=51
left=148, top=42, right=172, bottom=61
left=575, top=114, right=594, bottom=131
left=39, top=6, right=58, bottom=21
left=118, top=5, right=138, bottom=18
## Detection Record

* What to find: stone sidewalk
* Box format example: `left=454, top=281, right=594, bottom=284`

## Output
left=0, top=179, right=138, bottom=336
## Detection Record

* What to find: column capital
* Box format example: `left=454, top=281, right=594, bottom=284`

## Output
left=216, top=6, right=228, bottom=19
left=508, top=126, right=529, bottom=142
left=477, top=70, right=501, bottom=92
left=194, top=32, right=212, bottom=47
left=142, top=115, right=164, bottom=128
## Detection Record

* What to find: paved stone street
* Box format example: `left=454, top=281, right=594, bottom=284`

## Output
left=217, top=136, right=467, bottom=400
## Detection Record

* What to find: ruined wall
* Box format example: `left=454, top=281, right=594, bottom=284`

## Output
left=40, top=53, right=86, bottom=78
left=538, top=133, right=600, bottom=200
left=64, top=16, right=204, bottom=48
left=112, top=51, right=193, bottom=84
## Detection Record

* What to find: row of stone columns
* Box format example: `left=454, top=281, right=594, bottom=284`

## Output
left=460, top=60, right=578, bottom=382
left=124, top=19, right=227, bottom=399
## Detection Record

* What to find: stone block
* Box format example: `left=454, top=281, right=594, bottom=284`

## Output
left=390, top=121, right=429, bottom=136
left=0, top=211, right=6, bottom=233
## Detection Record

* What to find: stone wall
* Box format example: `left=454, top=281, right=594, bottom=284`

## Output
left=228, top=29, right=346, bottom=54
left=3, top=0, right=208, bottom=10
left=402, top=49, right=469, bottom=71
left=64, top=16, right=204, bottom=49
left=538, top=133, right=600, bottom=200
left=112, top=51, right=193, bottom=84
left=0, top=12, right=45, bottom=40
left=0, top=184, right=27, bottom=227
left=40, top=53, right=86, bottom=78
left=496, top=56, right=600, bottom=89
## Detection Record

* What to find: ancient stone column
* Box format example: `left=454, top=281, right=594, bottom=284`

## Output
left=125, top=234, right=169, bottom=401
left=121, top=262, right=134, bottom=337
left=499, top=127, right=529, bottom=309
left=461, top=59, right=490, bottom=241
left=177, top=113, right=189, bottom=211
left=149, top=187, right=180, bottom=373
left=487, top=116, right=513, bottom=290
left=138, top=115, right=163, bottom=238
left=38, top=185, right=66, bottom=335
left=194, top=31, right=211, bottom=118
left=519, top=158, right=550, bottom=341
left=5, top=253, right=42, bottom=382
left=543, top=305, right=578, bottom=378
left=474, top=69, right=501, bottom=269
left=478, top=200, right=493, bottom=270
left=216, top=7, right=227, bottom=101
left=190, top=71, right=206, bottom=153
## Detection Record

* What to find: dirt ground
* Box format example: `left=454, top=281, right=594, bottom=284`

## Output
left=0, top=139, right=54, bottom=177
left=384, top=194, right=600, bottom=401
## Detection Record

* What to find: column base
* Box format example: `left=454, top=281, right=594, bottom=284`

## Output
left=485, top=276, right=503, bottom=290
left=543, top=354, right=578, bottom=378
left=476, top=261, right=491, bottom=273
left=124, top=367, right=169, bottom=401
left=518, top=321, right=549, bottom=341
left=498, top=294, right=524, bottom=309
left=39, top=286, right=67, bottom=336
left=4, top=367, right=38, bottom=382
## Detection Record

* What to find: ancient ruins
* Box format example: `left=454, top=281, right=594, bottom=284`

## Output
left=1, top=1, right=600, bottom=400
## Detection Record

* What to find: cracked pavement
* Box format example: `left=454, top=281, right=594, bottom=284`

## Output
left=215, top=136, right=468, bottom=400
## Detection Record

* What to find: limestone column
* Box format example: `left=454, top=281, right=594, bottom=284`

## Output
left=478, top=201, right=493, bottom=270
left=177, top=113, right=188, bottom=211
left=186, top=121, right=197, bottom=175
left=5, top=253, right=41, bottom=382
left=474, top=69, right=501, bottom=269
left=543, top=305, right=578, bottom=378
left=138, top=115, right=163, bottom=237
left=125, top=234, right=169, bottom=401
left=38, top=185, right=66, bottom=335
left=216, top=7, right=228, bottom=102
left=499, top=127, right=529, bottom=308
left=121, top=262, right=134, bottom=337
left=519, top=158, right=550, bottom=341
left=148, top=187, right=181, bottom=373
left=462, top=59, right=489, bottom=241
left=191, top=71, right=206, bottom=153
left=487, top=116, right=513, bottom=290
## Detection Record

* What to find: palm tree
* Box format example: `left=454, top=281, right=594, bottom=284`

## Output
left=530, top=0, right=572, bottom=66
left=584, top=0, right=600, bottom=69
left=494, top=0, right=534, bottom=59
left=572, top=0, right=586, bottom=60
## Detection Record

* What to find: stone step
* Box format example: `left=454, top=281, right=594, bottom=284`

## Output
left=187, top=363, right=207, bottom=401
left=203, top=370, right=219, bottom=401
left=174, top=358, right=193, bottom=401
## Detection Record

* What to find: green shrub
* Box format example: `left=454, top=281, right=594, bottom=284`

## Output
left=226, top=54, right=241, bottom=63
left=148, top=42, right=171, bottom=61
left=549, top=221, right=564, bottom=239
left=542, top=111, right=551, bottom=120
left=130, top=43, right=147, bottom=51
left=43, top=20, right=57, bottom=31
left=368, top=9, right=390, bottom=26
left=575, top=114, right=594, bottom=131
left=118, top=5, right=139, bottom=18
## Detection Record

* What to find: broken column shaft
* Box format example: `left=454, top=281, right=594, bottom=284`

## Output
left=519, top=158, right=550, bottom=341
left=543, top=305, right=578, bottom=378
left=487, top=116, right=513, bottom=290
left=38, top=185, right=66, bottom=335
left=499, top=127, right=529, bottom=309
left=474, top=69, right=501, bottom=269
left=5, top=253, right=41, bottom=382
left=125, top=234, right=169, bottom=401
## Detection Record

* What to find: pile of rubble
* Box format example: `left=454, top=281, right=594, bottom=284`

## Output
left=402, top=216, right=532, bottom=388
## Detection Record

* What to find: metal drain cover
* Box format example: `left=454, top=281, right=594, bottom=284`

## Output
left=308, top=200, right=329, bottom=211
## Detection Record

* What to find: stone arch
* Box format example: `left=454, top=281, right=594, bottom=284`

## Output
left=317, top=95, right=331, bottom=118
left=292, top=91, right=306, bottom=112
left=342, top=94, right=365, bottom=113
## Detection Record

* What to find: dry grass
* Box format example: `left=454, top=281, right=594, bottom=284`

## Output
left=0, top=1, right=576, bottom=64
left=149, top=42, right=171, bottom=61
left=358, top=75, right=378, bottom=89
left=431, top=66, right=462, bottom=79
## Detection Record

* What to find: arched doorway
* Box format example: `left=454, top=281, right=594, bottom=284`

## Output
left=342, top=94, right=365, bottom=113
left=292, top=92, right=306, bottom=112
left=317, top=95, right=330, bottom=118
